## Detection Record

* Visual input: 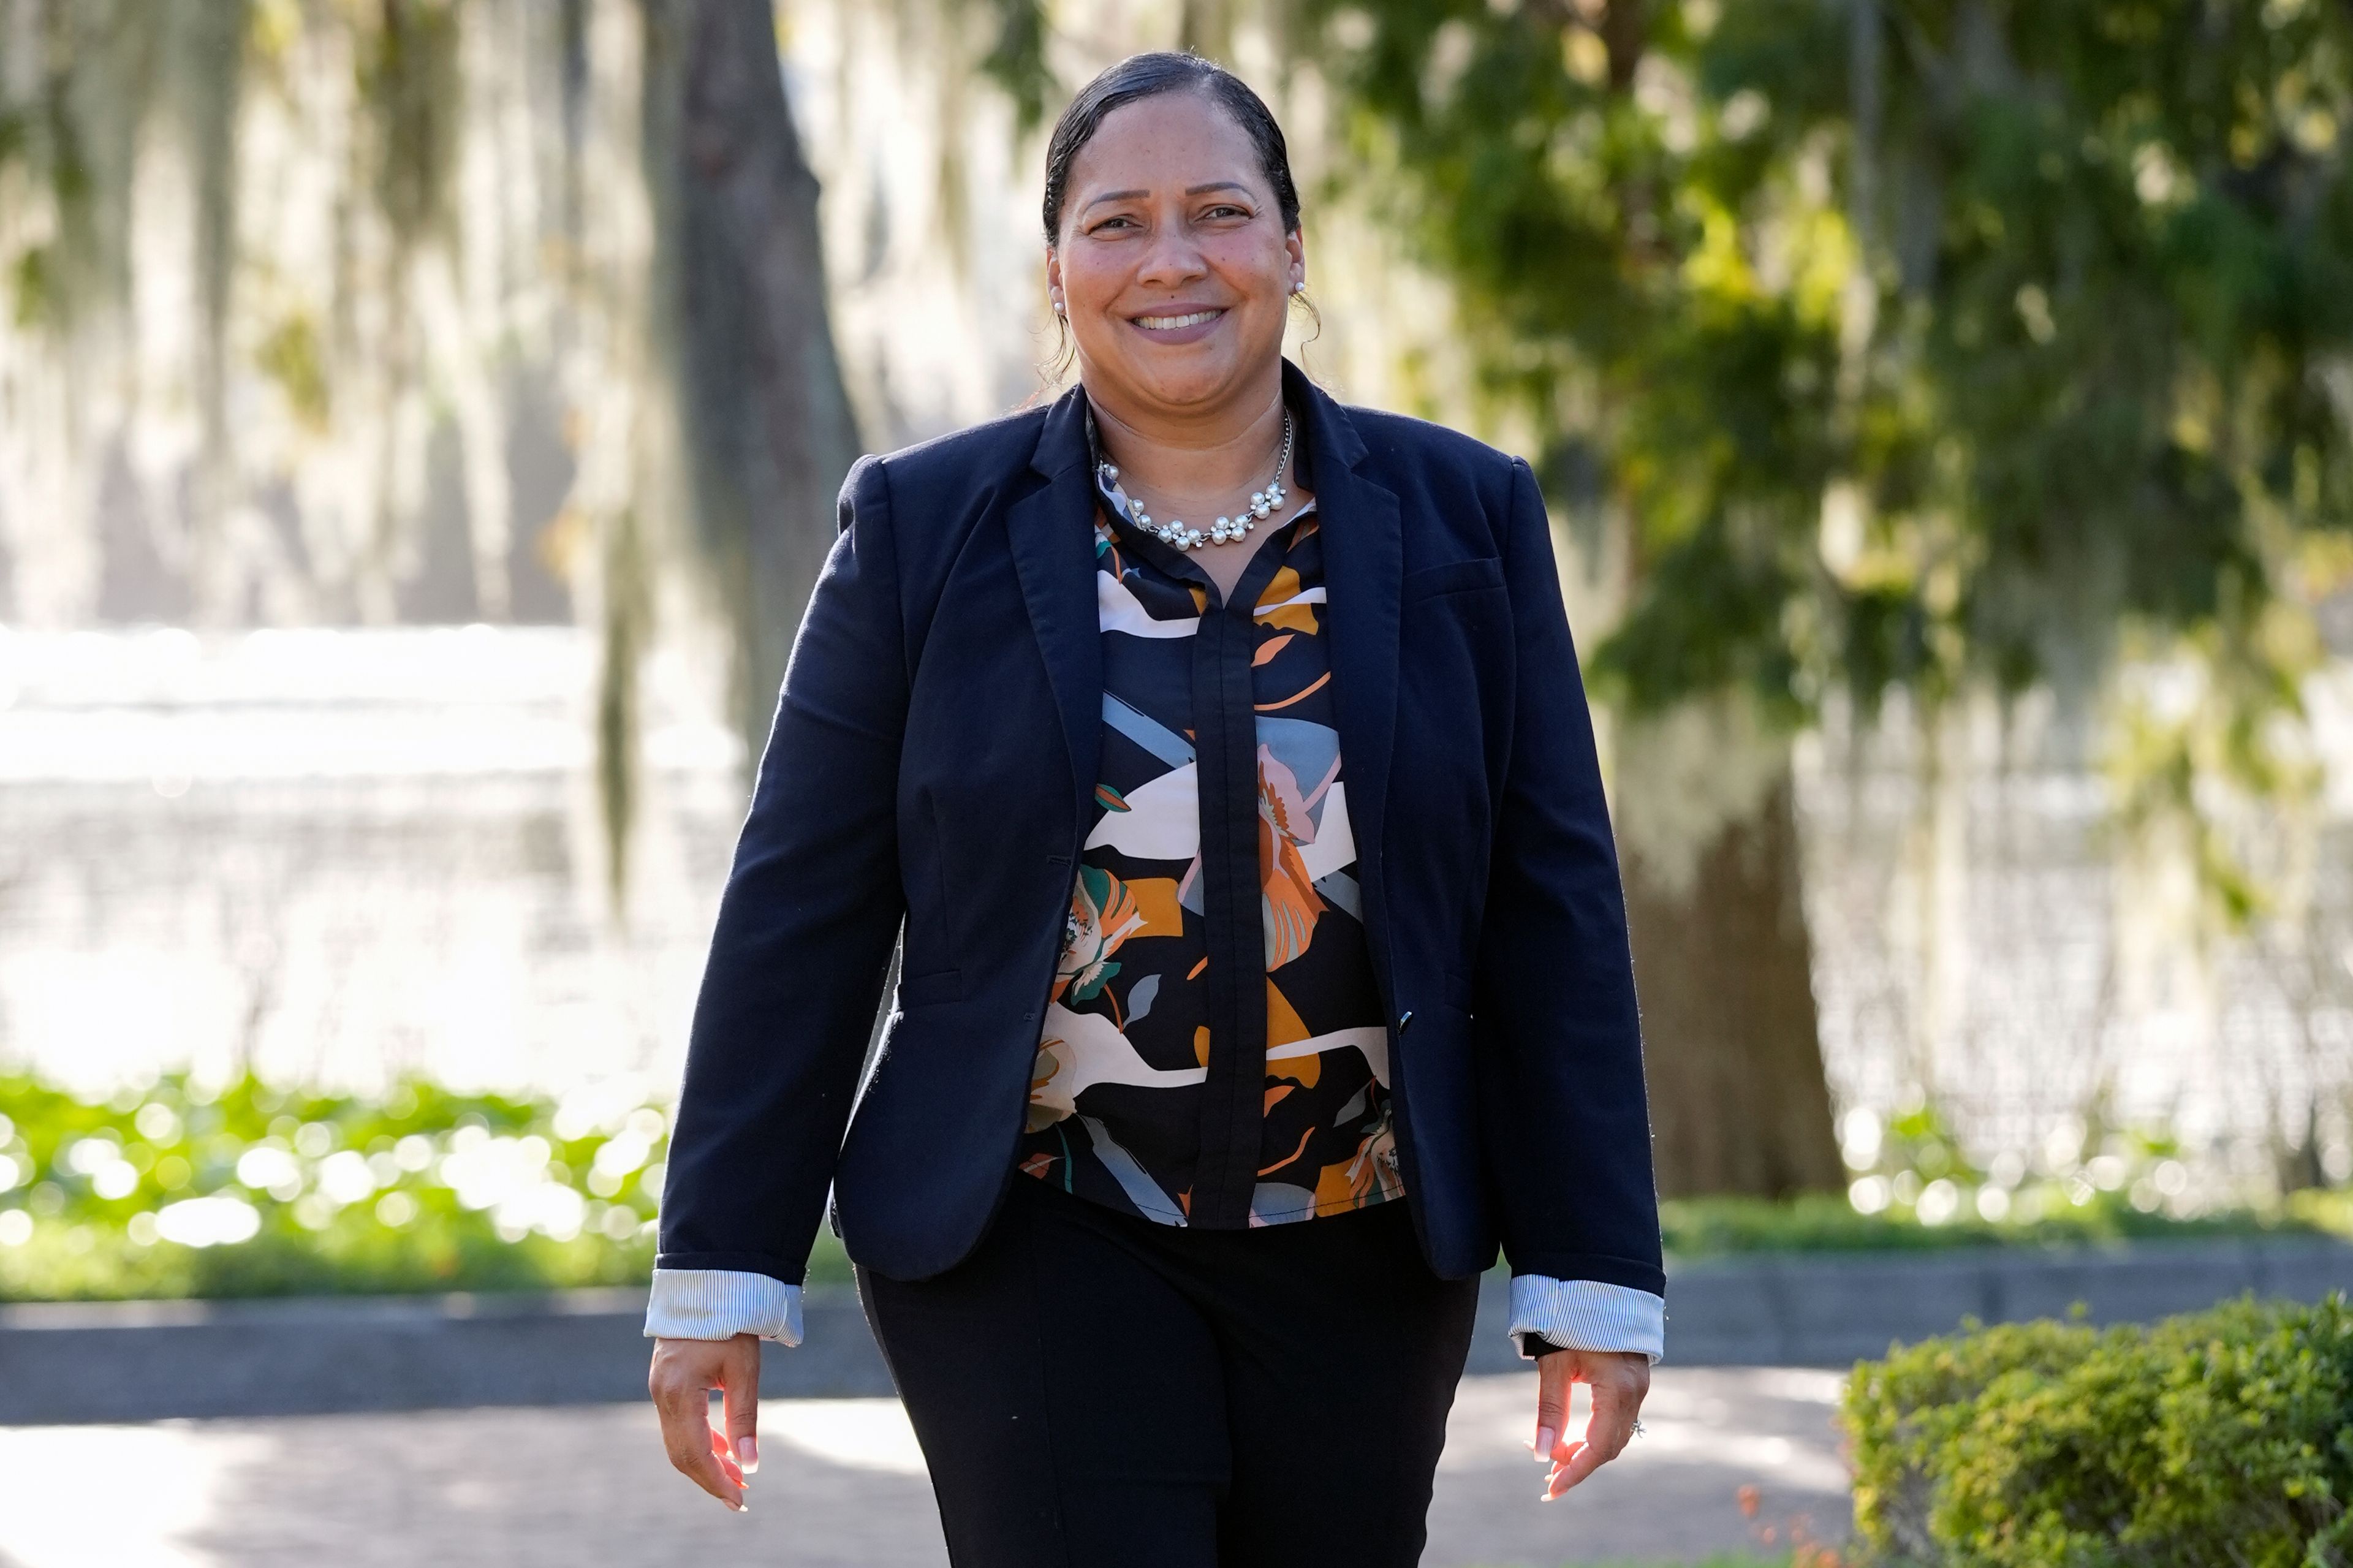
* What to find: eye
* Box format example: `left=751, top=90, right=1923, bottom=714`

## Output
left=1203, top=203, right=1249, bottom=219
left=1089, top=214, right=1139, bottom=233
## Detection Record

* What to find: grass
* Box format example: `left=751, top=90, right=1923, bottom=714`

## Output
left=1659, top=1187, right=2353, bottom=1258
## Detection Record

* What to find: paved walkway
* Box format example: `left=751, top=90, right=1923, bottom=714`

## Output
left=0, top=1368, right=1849, bottom=1567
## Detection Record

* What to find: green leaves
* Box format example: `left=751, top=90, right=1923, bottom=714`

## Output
left=1313, top=0, right=2353, bottom=732
left=1843, top=1295, right=2353, bottom=1566
left=0, top=1069, right=874, bottom=1305
left=979, top=0, right=1055, bottom=135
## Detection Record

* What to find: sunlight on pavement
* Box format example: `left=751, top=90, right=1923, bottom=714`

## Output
left=0, top=1424, right=268, bottom=1568
left=0, top=1370, right=1852, bottom=1567
left=764, top=1397, right=931, bottom=1476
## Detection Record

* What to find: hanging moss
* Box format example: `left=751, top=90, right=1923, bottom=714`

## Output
left=0, top=1, right=110, bottom=333
left=357, top=0, right=463, bottom=248
left=977, top=0, right=1052, bottom=135
left=597, top=505, right=653, bottom=912
left=254, top=309, right=332, bottom=431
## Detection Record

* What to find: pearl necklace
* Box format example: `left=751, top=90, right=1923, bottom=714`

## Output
left=1096, top=412, right=1294, bottom=552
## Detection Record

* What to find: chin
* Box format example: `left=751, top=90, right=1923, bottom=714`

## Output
left=1116, top=345, right=1276, bottom=409
left=1127, top=362, right=1238, bottom=406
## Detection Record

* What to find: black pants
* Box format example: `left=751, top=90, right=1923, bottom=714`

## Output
left=857, top=1174, right=1480, bottom=1568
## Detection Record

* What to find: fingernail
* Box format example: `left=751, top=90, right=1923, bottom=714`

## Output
left=734, top=1493, right=749, bottom=1513
left=736, top=1435, right=759, bottom=1474
left=1532, top=1426, right=1554, bottom=1461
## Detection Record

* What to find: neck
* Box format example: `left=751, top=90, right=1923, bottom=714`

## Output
left=1081, top=365, right=1289, bottom=506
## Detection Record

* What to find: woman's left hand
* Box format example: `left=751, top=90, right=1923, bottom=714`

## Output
left=1526, top=1347, right=1650, bottom=1501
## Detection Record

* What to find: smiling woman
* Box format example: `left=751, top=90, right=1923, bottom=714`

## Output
left=1039, top=58, right=1313, bottom=599
left=642, top=51, right=1665, bottom=1566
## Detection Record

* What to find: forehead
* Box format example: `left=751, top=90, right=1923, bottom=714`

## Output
left=1066, top=89, right=1268, bottom=204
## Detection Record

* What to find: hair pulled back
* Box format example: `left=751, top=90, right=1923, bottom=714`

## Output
left=1040, top=52, right=1302, bottom=247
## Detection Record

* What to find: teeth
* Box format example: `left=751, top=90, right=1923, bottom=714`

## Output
left=1136, top=309, right=1222, bottom=330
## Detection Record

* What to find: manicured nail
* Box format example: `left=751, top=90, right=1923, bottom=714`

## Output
left=736, top=1435, right=759, bottom=1473
left=1532, top=1426, right=1554, bottom=1461
left=734, top=1493, right=749, bottom=1513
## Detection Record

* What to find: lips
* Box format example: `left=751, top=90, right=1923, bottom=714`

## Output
left=1132, top=308, right=1226, bottom=331
left=1125, top=306, right=1229, bottom=346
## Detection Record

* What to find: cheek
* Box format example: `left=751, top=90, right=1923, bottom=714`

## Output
left=1059, top=246, right=1126, bottom=303
left=1207, top=246, right=1290, bottom=312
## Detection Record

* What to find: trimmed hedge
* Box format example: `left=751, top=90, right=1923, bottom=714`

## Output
left=1842, top=1295, right=2353, bottom=1567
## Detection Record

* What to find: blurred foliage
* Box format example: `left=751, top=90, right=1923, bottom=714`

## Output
left=1308, top=0, right=2353, bottom=908
left=1313, top=0, right=2353, bottom=706
left=1, top=1071, right=2340, bottom=1301
left=1841, top=1293, right=2353, bottom=1565
left=359, top=0, right=463, bottom=246
left=0, top=1070, right=851, bottom=1303
left=1662, top=1186, right=2353, bottom=1257
left=1821, top=1094, right=2353, bottom=1240
left=980, top=0, right=1056, bottom=134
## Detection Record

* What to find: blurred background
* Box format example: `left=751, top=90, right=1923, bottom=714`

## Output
left=2, top=1, right=2351, bottom=1564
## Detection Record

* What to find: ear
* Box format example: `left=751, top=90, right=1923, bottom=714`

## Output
left=1285, top=228, right=1306, bottom=294
left=1045, top=244, right=1064, bottom=311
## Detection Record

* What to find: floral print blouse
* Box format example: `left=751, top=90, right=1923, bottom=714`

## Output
left=1014, top=404, right=1406, bottom=1230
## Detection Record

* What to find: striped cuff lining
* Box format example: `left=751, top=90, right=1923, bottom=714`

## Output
left=1507, top=1274, right=1665, bottom=1363
left=643, top=1267, right=804, bottom=1345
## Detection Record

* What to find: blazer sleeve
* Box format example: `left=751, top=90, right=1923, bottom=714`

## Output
left=1472, top=455, right=1665, bottom=1298
left=654, top=453, right=909, bottom=1286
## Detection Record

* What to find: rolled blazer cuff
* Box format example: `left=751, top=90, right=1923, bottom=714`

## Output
left=1508, top=1274, right=1665, bottom=1364
left=643, top=1268, right=804, bottom=1345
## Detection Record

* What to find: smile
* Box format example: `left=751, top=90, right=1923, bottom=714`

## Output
left=1133, top=309, right=1225, bottom=331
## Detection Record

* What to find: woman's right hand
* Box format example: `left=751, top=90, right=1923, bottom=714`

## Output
left=649, top=1333, right=762, bottom=1512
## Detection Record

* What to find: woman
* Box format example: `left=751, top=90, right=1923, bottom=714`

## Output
left=644, top=51, right=1662, bottom=1565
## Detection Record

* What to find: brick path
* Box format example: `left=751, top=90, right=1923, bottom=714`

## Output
left=0, top=1368, right=1849, bottom=1567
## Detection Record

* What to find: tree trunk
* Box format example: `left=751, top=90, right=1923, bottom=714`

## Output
left=1614, top=700, right=1846, bottom=1199
left=642, top=0, right=863, bottom=752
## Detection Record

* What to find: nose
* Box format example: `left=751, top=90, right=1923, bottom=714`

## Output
left=1132, top=225, right=1209, bottom=292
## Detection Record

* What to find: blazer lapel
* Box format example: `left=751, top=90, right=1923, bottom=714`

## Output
left=1007, top=382, right=1105, bottom=830
left=1286, top=359, right=1403, bottom=993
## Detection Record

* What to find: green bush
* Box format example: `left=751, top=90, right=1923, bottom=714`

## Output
left=1841, top=1295, right=2353, bottom=1567
left=0, top=1070, right=852, bottom=1302
left=0, top=1067, right=2339, bottom=1303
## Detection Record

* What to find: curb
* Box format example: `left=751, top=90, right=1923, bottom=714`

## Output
left=1659, top=1235, right=2353, bottom=1365
left=3, top=1238, right=2346, bottom=1424
left=0, top=1287, right=893, bottom=1425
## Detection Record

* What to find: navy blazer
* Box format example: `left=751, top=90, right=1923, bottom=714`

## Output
left=656, top=357, right=1664, bottom=1298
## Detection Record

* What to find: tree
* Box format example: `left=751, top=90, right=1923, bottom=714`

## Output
left=640, top=0, right=862, bottom=759
left=1306, top=0, right=2353, bottom=1195
left=0, top=0, right=862, bottom=900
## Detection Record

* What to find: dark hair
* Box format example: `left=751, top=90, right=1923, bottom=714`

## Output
left=1040, top=52, right=1302, bottom=247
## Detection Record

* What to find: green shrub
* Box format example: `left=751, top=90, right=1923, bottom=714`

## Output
left=1841, top=1294, right=2353, bottom=1567
left=0, top=1067, right=2338, bottom=1303
left=0, top=1069, right=852, bottom=1302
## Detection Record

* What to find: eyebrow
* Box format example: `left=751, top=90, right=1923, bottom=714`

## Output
left=1080, top=181, right=1252, bottom=214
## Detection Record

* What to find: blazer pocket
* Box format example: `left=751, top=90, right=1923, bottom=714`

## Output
left=896, top=967, right=964, bottom=1009
left=1403, top=556, right=1506, bottom=601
